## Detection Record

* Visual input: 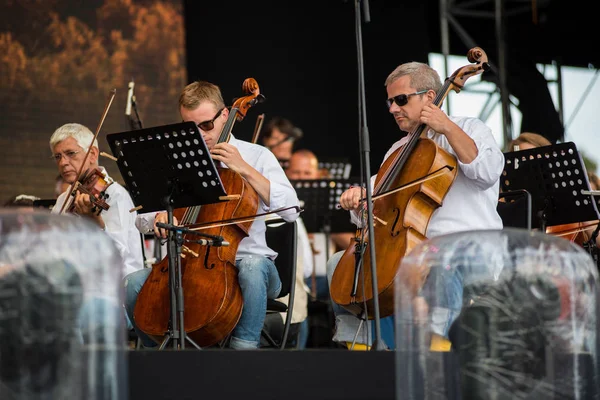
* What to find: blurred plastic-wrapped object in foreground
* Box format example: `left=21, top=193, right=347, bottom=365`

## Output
left=395, top=228, right=599, bottom=400
left=0, top=210, right=127, bottom=399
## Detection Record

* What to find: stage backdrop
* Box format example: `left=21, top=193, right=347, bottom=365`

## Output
left=182, top=0, right=432, bottom=182
left=0, top=0, right=186, bottom=200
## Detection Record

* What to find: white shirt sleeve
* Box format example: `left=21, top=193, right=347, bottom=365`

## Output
left=102, top=186, right=140, bottom=269
left=454, top=118, right=505, bottom=190
left=135, top=211, right=158, bottom=234
left=258, top=150, right=300, bottom=222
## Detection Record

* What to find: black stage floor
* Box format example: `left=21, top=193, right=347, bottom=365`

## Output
left=128, top=349, right=599, bottom=400
left=129, top=349, right=396, bottom=400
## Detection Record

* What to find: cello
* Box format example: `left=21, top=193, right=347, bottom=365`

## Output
left=330, top=48, right=490, bottom=318
left=133, top=78, right=265, bottom=347
left=546, top=220, right=599, bottom=247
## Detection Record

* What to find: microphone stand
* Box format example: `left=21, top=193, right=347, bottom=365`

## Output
left=353, top=0, right=386, bottom=350
left=129, top=95, right=143, bottom=130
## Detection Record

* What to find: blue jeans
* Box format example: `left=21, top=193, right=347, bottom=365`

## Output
left=123, top=256, right=281, bottom=349
left=229, top=256, right=281, bottom=349
left=421, top=265, right=464, bottom=338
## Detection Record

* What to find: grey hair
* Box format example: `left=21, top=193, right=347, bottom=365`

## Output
left=384, top=62, right=442, bottom=93
left=49, top=123, right=98, bottom=152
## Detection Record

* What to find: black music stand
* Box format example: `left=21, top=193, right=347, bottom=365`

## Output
left=291, top=178, right=359, bottom=263
left=33, top=199, right=57, bottom=210
left=501, top=142, right=600, bottom=232
left=107, top=121, right=228, bottom=349
left=318, top=157, right=353, bottom=179
left=291, top=178, right=359, bottom=231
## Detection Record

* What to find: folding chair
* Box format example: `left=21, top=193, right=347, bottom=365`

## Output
left=261, top=218, right=298, bottom=349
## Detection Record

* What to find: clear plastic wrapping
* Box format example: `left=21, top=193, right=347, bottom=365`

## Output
left=0, top=210, right=127, bottom=399
left=395, top=228, right=599, bottom=399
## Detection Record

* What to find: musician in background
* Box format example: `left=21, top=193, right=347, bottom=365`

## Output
left=285, top=149, right=355, bottom=348
left=261, top=116, right=302, bottom=167
left=327, top=61, right=504, bottom=350
left=287, top=149, right=354, bottom=300
left=127, top=81, right=300, bottom=349
left=505, top=131, right=551, bottom=152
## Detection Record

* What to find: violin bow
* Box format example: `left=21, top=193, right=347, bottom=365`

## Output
left=251, top=113, right=265, bottom=144
left=59, top=89, right=117, bottom=214
left=336, top=165, right=455, bottom=211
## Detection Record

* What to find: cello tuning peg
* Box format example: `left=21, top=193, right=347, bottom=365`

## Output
left=251, top=94, right=266, bottom=105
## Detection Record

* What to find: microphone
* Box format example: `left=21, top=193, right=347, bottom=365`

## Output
left=125, top=79, right=134, bottom=116
left=187, top=238, right=230, bottom=247
left=289, top=127, right=303, bottom=141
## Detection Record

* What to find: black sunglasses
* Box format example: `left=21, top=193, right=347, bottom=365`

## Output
left=386, top=90, right=428, bottom=109
left=196, top=108, right=224, bottom=131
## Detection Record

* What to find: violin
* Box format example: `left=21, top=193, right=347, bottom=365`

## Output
left=330, top=48, right=490, bottom=318
left=133, top=78, right=265, bottom=347
left=66, top=167, right=113, bottom=215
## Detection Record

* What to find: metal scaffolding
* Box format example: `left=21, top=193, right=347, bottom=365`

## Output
left=438, top=0, right=556, bottom=146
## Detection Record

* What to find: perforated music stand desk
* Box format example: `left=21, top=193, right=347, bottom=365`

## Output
left=501, top=142, right=600, bottom=231
left=290, top=178, right=360, bottom=234
left=106, top=121, right=227, bottom=212
left=106, top=121, right=227, bottom=350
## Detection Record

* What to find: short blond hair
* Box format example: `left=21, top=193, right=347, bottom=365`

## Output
left=179, top=81, right=225, bottom=111
left=506, top=132, right=551, bottom=152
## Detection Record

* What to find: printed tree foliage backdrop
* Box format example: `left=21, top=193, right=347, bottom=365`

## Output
left=0, top=0, right=186, bottom=199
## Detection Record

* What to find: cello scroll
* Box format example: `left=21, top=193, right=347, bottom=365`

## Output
left=443, top=47, right=490, bottom=96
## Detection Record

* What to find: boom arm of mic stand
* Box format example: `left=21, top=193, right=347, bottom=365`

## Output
left=267, top=136, right=295, bottom=150
left=156, top=222, right=225, bottom=242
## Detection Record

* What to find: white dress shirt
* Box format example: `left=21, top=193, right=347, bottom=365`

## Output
left=351, top=116, right=504, bottom=237
left=53, top=167, right=144, bottom=276
left=135, top=134, right=300, bottom=260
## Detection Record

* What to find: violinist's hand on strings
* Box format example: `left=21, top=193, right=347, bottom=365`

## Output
left=210, top=142, right=249, bottom=175
left=154, top=212, right=179, bottom=239
left=73, top=190, right=105, bottom=229
left=339, top=186, right=367, bottom=211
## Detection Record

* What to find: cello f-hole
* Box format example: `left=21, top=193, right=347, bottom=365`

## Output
left=390, top=207, right=402, bottom=236
left=203, top=247, right=215, bottom=269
